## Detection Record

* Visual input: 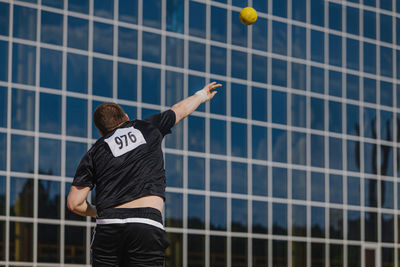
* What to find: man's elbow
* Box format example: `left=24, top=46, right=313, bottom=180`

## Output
left=67, top=196, right=80, bottom=213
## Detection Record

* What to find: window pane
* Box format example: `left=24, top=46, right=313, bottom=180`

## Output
left=382, top=213, right=394, bottom=243
left=143, top=0, right=161, bottom=28
left=365, top=212, right=377, bottom=242
left=66, top=141, right=87, bottom=177
left=231, top=50, right=247, bottom=80
left=363, top=10, right=376, bottom=39
left=252, top=87, right=267, bottom=122
left=382, top=247, right=394, bottom=266
left=292, top=205, right=306, bottom=236
left=38, top=179, right=60, bottom=219
left=311, top=134, right=324, bottom=167
left=12, top=43, right=36, bottom=85
left=166, top=37, right=184, bottom=68
left=94, top=0, right=113, bottom=18
left=292, top=0, right=306, bottom=22
left=165, top=192, right=183, bottom=228
left=292, top=63, right=306, bottom=90
left=310, top=97, right=324, bottom=130
left=273, top=0, right=287, bottom=17
left=312, top=243, right=325, bottom=266
left=187, top=116, right=204, bottom=152
left=40, top=48, right=62, bottom=89
left=41, top=11, right=62, bottom=45
left=10, top=222, right=33, bottom=261
left=39, top=138, right=61, bottom=176
left=348, top=210, right=361, bottom=240
left=10, top=177, right=33, bottom=217
left=166, top=233, right=183, bottom=267
left=273, top=203, right=287, bottom=235
left=69, top=0, right=89, bottom=13
left=253, top=201, right=268, bottom=234
left=64, top=225, right=86, bottom=264
left=380, top=82, right=393, bottom=107
left=329, top=175, right=342, bottom=204
left=311, top=30, right=324, bottom=63
left=67, top=53, right=88, bottom=93
left=347, top=177, right=360, bottom=205
left=37, top=223, right=60, bottom=263
left=189, top=1, right=205, bottom=38
left=330, top=208, right=343, bottom=239
left=293, top=242, right=307, bottom=267
left=272, top=129, right=287, bottom=163
left=253, top=239, right=268, bottom=267
left=11, top=88, right=35, bottom=131
left=93, top=22, right=113, bottom=55
left=188, top=157, right=205, bottom=190
left=232, top=11, right=246, bottom=47
left=252, top=18, right=268, bottom=51
left=13, top=6, right=36, bottom=41
left=311, top=207, right=325, bottom=237
left=252, top=54, right=267, bottom=83
left=92, top=57, right=113, bottom=97
left=210, top=159, right=226, bottom=192
left=142, top=67, right=160, bottom=105
left=11, top=135, right=34, bottom=173
left=364, top=42, right=376, bottom=74
left=232, top=237, right=247, bottom=267
left=40, top=93, right=61, bottom=134
left=0, top=3, right=9, bottom=36
left=118, top=27, right=137, bottom=59
left=292, top=169, right=306, bottom=200
left=188, top=195, right=205, bottom=229
left=188, top=234, right=205, bottom=266
left=311, top=172, right=325, bottom=202
left=347, top=104, right=359, bottom=136
left=330, top=244, right=343, bottom=267
left=210, top=46, right=226, bottom=76
left=166, top=0, right=184, bottom=33
left=347, top=38, right=359, bottom=70
left=117, top=62, right=137, bottom=101
left=272, top=91, right=286, bottom=124
left=381, top=181, right=394, bottom=209
left=311, top=66, right=324, bottom=94
left=0, top=41, right=7, bottom=82
left=292, top=131, right=306, bottom=165
left=346, top=7, right=359, bottom=35
left=165, top=153, right=183, bottom=188
left=272, top=59, right=287, bottom=86
left=252, top=125, right=267, bottom=160
left=231, top=83, right=246, bottom=118
left=189, top=41, right=205, bottom=72
left=0, top=134, right=4, bottom=171
left=210, top=197, right=226, bottom=230
left=329, top=137, right=342, bottom=170
left=210, top=119, right=226, bottom=155
left=211, top=7, right=226, bottom=42
left=67, top=17, right=88, bottom=50
left=252, top=164, right=268, bottom=196
left=232, top=199, right=247, bottom=232
left=347, top=140, right=361, bottom=172
left=311, top=0, right=324, bottom=26
left=381, top=46, right=393, bottom=78
left=273, top=240, right=287, bottom=266
left=232, top=162, right=247, bottom=194
left=119, top=0, right=138, bottom=24
left=231, top=122, right=247, bottom=158
left=329, top=3, right=342, bottom=30
left=210, top=236, right=226, bottom=266
left=272, top=21, right=287, bottom=55
left=329, top=34, right=342, bottom=67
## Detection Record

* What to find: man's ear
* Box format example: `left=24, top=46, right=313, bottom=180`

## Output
left=125, top=113, right=129, bottom=121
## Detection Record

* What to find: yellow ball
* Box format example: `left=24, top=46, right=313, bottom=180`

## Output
left=239, top=7, right=257, bottom=25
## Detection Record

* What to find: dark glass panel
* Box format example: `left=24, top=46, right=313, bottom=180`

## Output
left=68, top=0, right=89, bottom=13
left=0, top=134, right=5, bottom=171
left=273, top=240, right=287, bottom=266
left=292, top=0, right=306, bottom=21
left=39, top=138, right=61, bottom=176
left=9, top=222, right=33, bottom=261
left=231, top=198, right=247, bottom=232
left=329, top=34, right=342, bottom=67
left=311, top=172, right=324, bottom=202
left=273, top=203, right=287, bottom=235
left=10, top=177, right=33, bottom=217
left=273, top=0, right=287, bottom=17
left=330, top=244, right=343, bottom=267
left=143, top=0, right=161, bottom=28
left=252, top=125, right=267, bottom=160
left=311, top=134, right=324, bottom=167
left=382, top=247, right=394, bottom=267
left=251, top=87, right=267, bottom=122
left=347, top=246, right=361, bottom=267
left=364, top=107, right=377, bottom=138
left=381, top=47, right=393, bottom=82
left=165, top=153, right=183, bottom=188
left=380, top=14, right=392, bottom=43
left=329, top=3, right=341, bottom=30
left=0, top=220, right=4, bottom=260
left=311, top=206, right=325, bottom=237
left=142, top=67, right=160, bottom=105
left=67, top=17, right=88, bottom=50
left=347, top=104, right=360, bottom=136
left=142, top=32, right=161, bottom=63
left=64, top=225, right=86, bottom=264
left=66, top=96, right=88, bottom=137
left=292, top=170, right=306, bottom=200
left=329, top=174, right=342, bottom=204
left=92, top=57, right=113, bottom=97
left=347, top=177, right=360, bottom=205
left=188, top=157, right=205, bottom=190
left=346, top=7, right=359, bottom=35
left=364, top=0, right=376, bottom=6
left=210, top=159, right=227, bottom=192
left=272, top=130, right=287, bottom=162
left=365, top=212, right=377, bottom=242
left=65, top=141, right=86, bottom=177
left=0, top=3, right=9, bottom=36
left=39, top=93, right=61, bottom=134
left=94, top=0, right=113, bottom=19
left=252, top=164, right=268, bottom=196
left=232, top=162, right=247, bottom=194
left=231, top=83, right=246, bottom=118
left=329, top=208, right=343, bottom=239
left=117, top=62, right=137, bottom=101
left=272, top=91, right=286, bottom=124
left=187, top=234, right=204, bottom=267
left=292, top=26, right=306, bottom=59
left=11, top=135, right=34, bottom=173
left=252, top=18, right=268, bottom=51
left=273, top=167, right=287, bottom=198
left=210, top=119, right=226, bottom=155
left=365, top=142, right=378, bottom=174
left=165, top=192, right=183, bottom=227
left=311, top=0, right=324, bottom=26
left=0, top=41, right=7, bottom=82
left=210, top=236, right=226, bottom=267
left=312, top=243, right=325, bottom=267
left=380, top=0, right=392, bottom=10
left=118, top=27, right=137, bottom=59
left=210, top=46, right=226, bottom=76
left=291, top=63, right=306, bottom=91
left=166, top=0, right=184, bottom=33
left=292, top=242, right=306, bottom=267
left=189, top=41, right=205, bottom=72
left=11, top=88, right=35, bottom=131
left=291, top=94, right=306, bottom=127
left=13, top=5, right=36, bottom=41
left=381, top=181, right=394, bottom=209
left=347, top=140, right=361, bottom=172
left=231, top=50, right=247, bottom=80
left=311, top=66, right=324, bottom=94
left=232, top=237, right=247, bottom=267
left=38, top=179, right=60, bottom=219
left=380, top=81, right=393, bottom=107
left=166, top=233, right=182, bottom=267
left=272, top=21, right=287, bottom=55
left=166, top=37, right=184, bottom=68
left=0, top=177, right=4, bottom=214
left=210, top=197, right=226, bottom=231
left=329, top=71, right=341, bottom=97
left=346, top=74, right=359, bottom=100
left=311, top=30, right=324, bottom=63
left=37, top=223, right=59, bottom=262
left=365, top=178, right=377, bottom=207
left=231, top=122, right=247, bottom=158
left=292, top=205, right=306, bottom=236
left=346, top=38, right=359, bottom=70
left=188, top=195, right=205, bottom=229
left=253, top=239, right=268, bottom=267
left=363, top=10, right=376, bottom=39
left=329, top=137, right=342, bottom=170
left=41, top=11, right=63, bottom=45
left=232, top=11, right=247, bottom=47
left=67, top=53, right=88, bottom=93
left=253, top=0, right=268, bottom=12
left=292, top=131, right=306, bottom=165
left=40, top=48, right=62, bottom=89
left=364, top=42, right=376, bottom=74
left=211, top=6, right=226, bottom=42
left=381, top=213, right=394, bottom=243
left=119, top=0, right=138, bottom=24
left=188, top=116, right=205, bottom=152
left=347, top=210, right=361, bottom=240
left=252, top=54, right=267, bottom=83
left=310, top=97, right=324, bottom=130
left=189, top=1, right=205, bottom=38
left=65, top=182, right=85, bottom=221
left=12, top=43, right=36, bottom=85
left=253, top=201, right=268, bottom=234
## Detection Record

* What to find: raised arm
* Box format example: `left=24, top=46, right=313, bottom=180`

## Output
left=171, top=82, right=222, bottom=125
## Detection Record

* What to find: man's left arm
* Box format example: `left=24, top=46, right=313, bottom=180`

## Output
left=171, top=82, right=222, bottom=125
left=67, top=185, right=97, bottom=218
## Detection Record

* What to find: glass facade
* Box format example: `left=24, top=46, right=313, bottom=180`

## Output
left=0, top=0, right=399, bottom=266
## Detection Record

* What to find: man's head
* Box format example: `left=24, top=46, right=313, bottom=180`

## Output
left=93, top=102, right=129, bottom=136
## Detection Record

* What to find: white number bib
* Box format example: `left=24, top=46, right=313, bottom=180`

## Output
left=105, top=126, right=147, bottom=157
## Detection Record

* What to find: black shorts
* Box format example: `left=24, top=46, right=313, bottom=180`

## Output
left=91, top=207, right=170, bottom=267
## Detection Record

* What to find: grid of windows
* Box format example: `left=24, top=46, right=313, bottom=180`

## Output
left=0, top=0, right=400, bottom=266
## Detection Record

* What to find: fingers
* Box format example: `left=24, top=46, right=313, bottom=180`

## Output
left=208, top=82, right=222, bottom=91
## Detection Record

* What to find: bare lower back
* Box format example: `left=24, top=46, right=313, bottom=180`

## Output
left=114, top=195, right=164, bottom=212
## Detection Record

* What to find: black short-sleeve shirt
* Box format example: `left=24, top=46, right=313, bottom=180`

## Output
left=72, top=110, right=176, bottom=213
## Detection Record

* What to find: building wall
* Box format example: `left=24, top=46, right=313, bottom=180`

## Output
left=0, top=0, right=399, bottom=266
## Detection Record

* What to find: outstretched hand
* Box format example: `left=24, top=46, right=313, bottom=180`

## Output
left=195, top=81, right=222, bottom=103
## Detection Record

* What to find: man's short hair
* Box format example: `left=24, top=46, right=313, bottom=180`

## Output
left=93, top=102, right=127, bottom=135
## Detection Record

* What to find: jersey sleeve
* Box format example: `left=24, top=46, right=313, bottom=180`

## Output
left=72, top=151, right=94, bottom=189
left=144, top=109, right=176, bottom=136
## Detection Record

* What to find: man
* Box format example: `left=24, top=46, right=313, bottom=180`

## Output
left=67, top=81, right=221, bottom=266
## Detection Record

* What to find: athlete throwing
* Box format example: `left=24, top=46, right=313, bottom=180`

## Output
left=67, top=82, right=221, bottom=266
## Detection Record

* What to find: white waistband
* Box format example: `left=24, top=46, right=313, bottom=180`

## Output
left=96, top=217, right=165, bottom=230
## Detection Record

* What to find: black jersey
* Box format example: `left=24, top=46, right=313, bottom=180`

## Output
left=72, top=110, right=176, bottom=213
